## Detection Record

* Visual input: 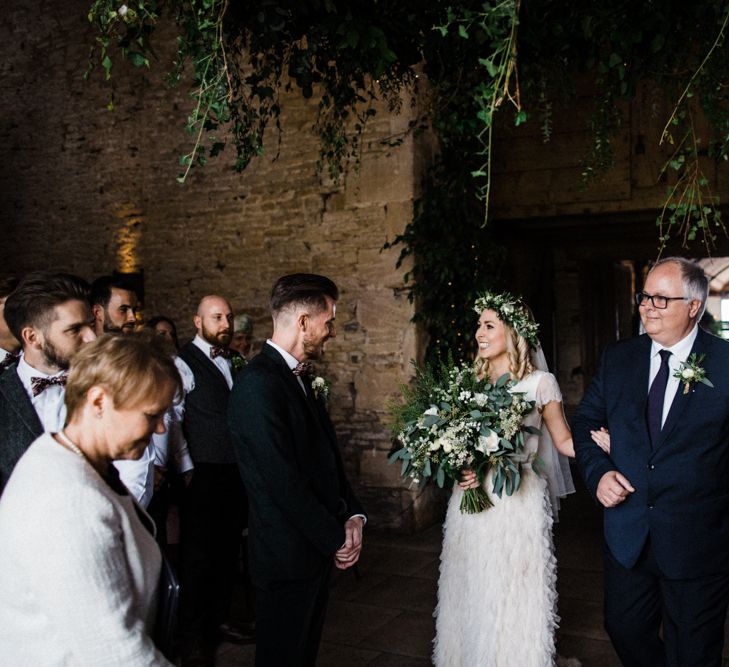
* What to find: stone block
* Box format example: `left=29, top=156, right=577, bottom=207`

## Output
left=359, top=448, right=407, bottom=489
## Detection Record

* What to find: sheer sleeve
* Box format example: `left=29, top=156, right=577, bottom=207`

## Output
left=533, top=372, right=574, bottom=521
left=535, top=372, right=562, bottom=410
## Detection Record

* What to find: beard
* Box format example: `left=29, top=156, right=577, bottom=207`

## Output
left=41, top=337, right=72, bottom=371
left=302, top=331, right=328, bottom=360
left=202, top=323, right=231, bottom=347
left=103, top=311, right=135, bottom=335
left=103, top=322, right=125, bottom=335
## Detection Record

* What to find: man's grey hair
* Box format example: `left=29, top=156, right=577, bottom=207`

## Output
left=652, top=257, right=708, bottom=319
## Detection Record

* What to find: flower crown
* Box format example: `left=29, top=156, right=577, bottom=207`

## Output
left=473, top=291, right=540, bottom=349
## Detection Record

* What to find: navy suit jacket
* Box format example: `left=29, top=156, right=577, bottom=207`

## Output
left=228, top=344, right=365, bottom=586
left=573, top=328, right=729, bottom=578
left=0, top=369, right=43, bottom=495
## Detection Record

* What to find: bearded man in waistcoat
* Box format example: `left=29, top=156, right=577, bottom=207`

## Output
left=177, top=295, right=249, bottom=665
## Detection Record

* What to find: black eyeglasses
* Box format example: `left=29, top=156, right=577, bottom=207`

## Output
left=635, top=292, right=689, bottom=309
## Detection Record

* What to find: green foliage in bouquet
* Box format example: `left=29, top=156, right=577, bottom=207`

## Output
left=389, top=358, right=536, bottom=514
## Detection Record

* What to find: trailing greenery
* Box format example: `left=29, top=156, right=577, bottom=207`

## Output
left=87, top=0, right=729, bottom=358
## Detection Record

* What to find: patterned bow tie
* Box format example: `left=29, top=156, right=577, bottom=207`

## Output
left=210, top=346, right=232, bottom=360
left=292, top=361, right=313, bottom=377
left=31, top=374, right=68, bottom=397
left=0, top=352, right=17, bottom=371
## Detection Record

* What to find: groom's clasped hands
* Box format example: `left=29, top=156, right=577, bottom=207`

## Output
left=334, top=515, right=365, bottom=570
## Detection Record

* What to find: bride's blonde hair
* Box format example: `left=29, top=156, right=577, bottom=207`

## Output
left=474, top=320, right=535, bottom=382
left=472, top=289, right=539, bottom=382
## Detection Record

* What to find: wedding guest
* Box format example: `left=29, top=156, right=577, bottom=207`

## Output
left=177, top=295, right=250, bottom=665
left=114, top=317, right=186, bottom=508
left=230, top=313, right=254, bottom=357
left=148, top=315, right=180, bottom=352
left=0, top=272, right=95, bottom=495
left=142, top=324, right=195, bottom=545
left=0, top=334, right=179, bottom=665
left=574, top=257, right=729, bottom=665
left=229, top=274, right=366, bottom=667
left=0, top=276, right=20, bottom=374
left=90, top=274, right=138, bottom=335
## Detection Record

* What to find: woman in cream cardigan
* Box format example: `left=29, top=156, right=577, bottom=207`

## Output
left=0, top=334, right=181, bottom=665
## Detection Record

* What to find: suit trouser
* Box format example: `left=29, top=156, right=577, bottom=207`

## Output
left=604, top=538, right=729, bottom=667
left=179, top=463, right=247, bottom=650
left=254, top=561, right=333, bottom=667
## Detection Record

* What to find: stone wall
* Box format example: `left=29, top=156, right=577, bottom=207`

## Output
left=489, top=78, right=729, bottom=410
left=0, top=0, right=441, bottom=530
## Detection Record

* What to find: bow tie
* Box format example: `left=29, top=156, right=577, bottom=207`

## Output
left=0, top=352, right=18, bottom=371
left=210, top=346, right=232, bottom=360
left=31, top=374, right=68, bottom=397
left=292, top=361, right=313, bottom=377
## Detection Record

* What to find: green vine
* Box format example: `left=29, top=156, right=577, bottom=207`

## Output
left=434, top=0, right=524, bottom=223
left=85, top=1, right=729, bottom=359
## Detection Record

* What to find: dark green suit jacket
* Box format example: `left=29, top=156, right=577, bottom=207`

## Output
left=229, top=343, right=365, bottom=586
left=0, top=369, right=43, bottom=495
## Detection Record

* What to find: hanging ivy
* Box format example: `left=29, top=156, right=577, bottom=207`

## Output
left=86, top=0, right=729, bottom=358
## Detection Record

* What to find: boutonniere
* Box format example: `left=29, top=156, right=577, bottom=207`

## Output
left=673, top=353, right=714, bottom=394
left=311, top=376, right=330, bottom=401
left=231, top=354, right=247, bottom=374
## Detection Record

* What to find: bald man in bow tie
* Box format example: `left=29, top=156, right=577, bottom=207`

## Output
left=0, top=272, right=96, bottom=495
left=176, top=295, right=250, bottom=664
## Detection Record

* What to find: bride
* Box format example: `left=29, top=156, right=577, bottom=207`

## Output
left=433, top=291, right=606, bottom=666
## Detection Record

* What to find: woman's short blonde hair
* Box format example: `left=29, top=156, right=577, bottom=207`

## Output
left=474, top=319, right=535, bottom=382
left=65, top=334, right=182, bottom=421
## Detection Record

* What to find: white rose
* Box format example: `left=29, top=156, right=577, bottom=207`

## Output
left=476, top=432, right=500, bottom=454
left=424, top=406, right=439, bottom=416
left=681, top=368, right=695, bottom=380
left=442, top=440, right=453, bottom=453
left=429, top=439, right=441, bottom=451
left=502, top=303, right=514, bottom=315
left=474, top=392, right=488, bottom=407
left=118, top=4, right=128, bottom=16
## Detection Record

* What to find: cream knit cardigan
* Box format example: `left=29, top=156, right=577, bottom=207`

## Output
left=0, top=433, right=172, bottom=666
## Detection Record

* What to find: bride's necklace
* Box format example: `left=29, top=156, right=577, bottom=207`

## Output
left=56, top=430, right=86, bottom=460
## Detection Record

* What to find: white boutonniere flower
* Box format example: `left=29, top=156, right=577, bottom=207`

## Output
left=673, top=353, right=713, bottom=395
left=311, top=376, right=330, bottom=400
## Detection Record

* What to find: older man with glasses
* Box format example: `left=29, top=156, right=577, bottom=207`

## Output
left=573, top=257, right=729, bottom=667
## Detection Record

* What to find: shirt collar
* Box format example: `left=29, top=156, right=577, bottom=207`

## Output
left=650, top=324, right=699, bottom=363
left=16, top=355, right=65, bottom=392
left=266, top=339, right=300, bottom=371
left=192, top=334, right=214, bottom=357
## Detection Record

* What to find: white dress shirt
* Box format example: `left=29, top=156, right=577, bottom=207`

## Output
left=15, top=355, right=66, bottom=432
left=152, top=356, right=195, bottom=474
left=648, top=325, right=699, bottom=427
left=113, top=444, right=156, bottom=508
left=191, top=334, right=233, bottom=389
left=115, top=357, right=196, bottom=507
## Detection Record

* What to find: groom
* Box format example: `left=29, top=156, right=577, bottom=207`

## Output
left=573, top=257, right=729, bottom=666
left=229, top=273, right=365, bottom=666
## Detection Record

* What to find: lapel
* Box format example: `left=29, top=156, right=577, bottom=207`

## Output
left=655, top=328, right=708, bottom=448
left=261, top=345, right=337, bottom=444
left=0, top=368, right=43, bottom=439
left=620, top=335, right=652, bottom=450
left=260, top=344, right=320, bottom=423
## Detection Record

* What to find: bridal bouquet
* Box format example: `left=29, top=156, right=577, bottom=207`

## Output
left=389, top=360, right=536, bottom=513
